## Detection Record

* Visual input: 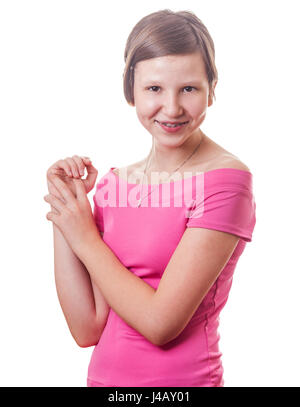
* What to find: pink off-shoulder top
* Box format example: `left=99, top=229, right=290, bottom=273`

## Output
left=87, top=167, right=256, bottom=387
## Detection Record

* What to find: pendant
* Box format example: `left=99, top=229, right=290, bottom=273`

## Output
left=137, top=199, right=141, bottom=208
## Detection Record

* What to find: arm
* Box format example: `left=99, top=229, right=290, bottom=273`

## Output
left=53, top=224, right=110, bottom=347
left=45, top=170, right=246, bottom=348
left=79, top=229, right=239, bottom=347
left=47, top=156, right=109, bottom=347
left=80, top=237, right=159, bottom=345
left=46, top=174, right=235, bottom=347
left=153, top=228, right=240, bottom=345
left=46, top=173, right=159, bottom=345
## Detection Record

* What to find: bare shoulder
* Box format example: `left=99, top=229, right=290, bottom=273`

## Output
left=219, top=155, right=251, bottom=172
left=193, top=152, right=251, bottom=175
left=196, top=135, right=251, bottom=173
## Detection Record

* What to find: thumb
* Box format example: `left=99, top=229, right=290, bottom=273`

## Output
left=82, top=159, right=98, bottom=192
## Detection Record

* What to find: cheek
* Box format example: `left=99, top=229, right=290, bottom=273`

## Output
left=136, top=97, right=158, bottom=118
left=187, top=98, right=207, bottom=118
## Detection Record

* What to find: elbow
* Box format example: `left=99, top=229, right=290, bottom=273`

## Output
left=141, top=323, right=164, bottom=347
left=74, top=333, right=99, bottom=348
left=153, top=324, right=182, bottom=347
left=149, top=321, right=176, bottom=347
left=148, top=309, right=176, bottom=346
left=150, top=333, right=172, bottom=347
left=156, top=332, right=179, bottom=347
left=142, top=304, right=180, bottom=346
left=75, top=336, right=99, bottom=348
left=77, top=340, right=98, bottom=348
left=73, top=325, right=103, bottom=348
left=154, top=334, right=172, bottom=347
left=149, top=335, right=163, bottom=347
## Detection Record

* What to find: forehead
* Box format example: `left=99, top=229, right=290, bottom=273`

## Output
left=135, top=52, right=207, bottom=82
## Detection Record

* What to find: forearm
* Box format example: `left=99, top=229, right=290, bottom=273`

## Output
left=79, top=237, right=159, bottom=345
left=53, top=224, right=102, bottom=346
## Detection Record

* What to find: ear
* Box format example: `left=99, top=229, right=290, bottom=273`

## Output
left=208, top=80, right=218, bottom=107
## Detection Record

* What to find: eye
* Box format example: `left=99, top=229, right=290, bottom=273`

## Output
left=147, top=86, right=160, bottom=92
left=147, top=86, right=197, bottom=93
left=183, top=86, right=196, bottom=93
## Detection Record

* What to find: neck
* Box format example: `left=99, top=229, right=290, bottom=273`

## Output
left=147, top=128, right=205, bottom=173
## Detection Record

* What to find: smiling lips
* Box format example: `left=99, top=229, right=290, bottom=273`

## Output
left=154, top=120, right=189, bottom=133
left=155, top=120, right=189, bottom=128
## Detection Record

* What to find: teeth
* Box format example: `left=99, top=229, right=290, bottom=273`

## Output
left=155, top=120, right=187, bottom=128
left=162, top=122, right=185, bottom=127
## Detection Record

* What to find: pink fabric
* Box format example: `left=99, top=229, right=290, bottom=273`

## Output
left=87, top=167, right=256, bottom=387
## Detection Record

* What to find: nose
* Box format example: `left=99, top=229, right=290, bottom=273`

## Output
left=161, top=92, right=184, bottom=118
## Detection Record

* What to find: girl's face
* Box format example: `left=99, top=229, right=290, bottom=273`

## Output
left=132, top=52, right=216, bottom=148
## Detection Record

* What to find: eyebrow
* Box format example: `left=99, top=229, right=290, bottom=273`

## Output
left=142, top=79, right=205, bottom=85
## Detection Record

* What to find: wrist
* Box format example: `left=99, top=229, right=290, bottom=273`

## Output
left=76, top=231, right=102, bottom=265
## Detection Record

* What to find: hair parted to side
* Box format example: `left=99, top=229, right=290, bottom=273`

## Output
left=123, top=9, right=218, bottom=106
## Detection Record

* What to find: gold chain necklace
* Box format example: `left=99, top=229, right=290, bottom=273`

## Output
left=137, top=134, right=203, bottom=208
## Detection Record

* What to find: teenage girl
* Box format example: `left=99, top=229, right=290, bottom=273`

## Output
left=44, top=9, right=256, bottom=387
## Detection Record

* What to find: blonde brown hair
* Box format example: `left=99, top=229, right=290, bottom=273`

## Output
left=123, top=9, right=218, bottom=106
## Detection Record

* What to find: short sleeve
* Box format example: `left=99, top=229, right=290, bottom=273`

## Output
left=186, top=179, right=256, bottom=243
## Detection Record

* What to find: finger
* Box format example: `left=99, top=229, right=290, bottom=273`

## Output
left=47, top=178, right=66, bottom=202
left=50, top=204, right=59, bottom=215
left=84, top=161, right=98, bottom=190
left=48, top=174, right=76, bottom=203
left=51, top=168, right=70, bottom=177
left=73, top=178, right=87, bottom=201
left=65, top=157, right=80, bottom=178
left=48, top=160, right=73, bottom=178
left=72, top=155, right=86, bottom=177
left=57, top=159, right=73, bottom=177
left=46, top=210, right=59, bottom=224
left=44, top=194, right=65, bottom=213
left=81, top=156, right=92, bottom=165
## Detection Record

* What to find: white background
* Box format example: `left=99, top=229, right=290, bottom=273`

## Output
left=1, top=0, right=299, bottom=387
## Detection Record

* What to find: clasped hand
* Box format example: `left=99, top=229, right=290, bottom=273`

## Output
left=44, top=156, right=100, bottom=259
